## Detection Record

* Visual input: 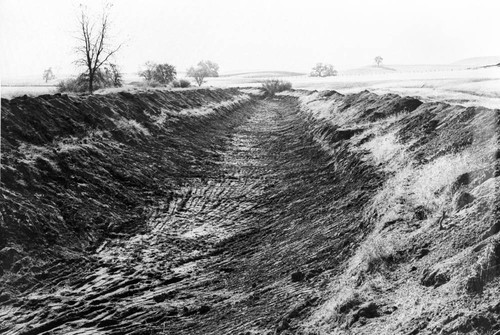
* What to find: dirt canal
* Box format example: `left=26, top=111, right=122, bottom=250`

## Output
left=1, top=96, right=379, bottom=335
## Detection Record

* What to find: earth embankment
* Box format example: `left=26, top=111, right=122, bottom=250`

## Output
left=1, top=88, right=499, bottom=334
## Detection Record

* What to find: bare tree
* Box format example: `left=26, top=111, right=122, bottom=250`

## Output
left=42, top=67, right=55, bottom=83
left=75, top=4, right=122, bottom=93
left=374, top=56, right=383, bottom=67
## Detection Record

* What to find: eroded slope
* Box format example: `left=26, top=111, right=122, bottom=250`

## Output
left=291, top=90, right=500, bottom=335
left=1, top=88, right=251, bottom=276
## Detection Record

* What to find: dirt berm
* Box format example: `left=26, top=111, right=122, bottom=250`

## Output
left=0, top=87, right=499, bottom=334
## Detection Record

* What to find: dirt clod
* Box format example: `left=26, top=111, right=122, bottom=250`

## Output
left=454, top=191, right=475, bottom=211
left=291, top=271, right=305, bottom=282
left=421, top=267, right=450, bottom=287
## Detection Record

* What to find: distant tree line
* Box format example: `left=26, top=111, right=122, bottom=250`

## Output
left=56, top=2, right=220, bottom=93
left=137, top=60, right=219, bottom=88
left=58, top=3, right=221, bottom=94
left=61, top=2, right=394, bottom=94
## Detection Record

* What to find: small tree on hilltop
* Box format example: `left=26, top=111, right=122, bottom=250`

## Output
left=375, top=56, right=383, bottom=67
left=187, top=60, right=219, bottom=86
left=310, top=63, right=337, bottom=77
left=43, top=67, right=55, bottom=83
left=74, top=3, right=122, bottom=93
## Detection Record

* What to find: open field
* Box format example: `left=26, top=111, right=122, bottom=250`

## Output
left=1, top=85, right=58, bottom=99
left=4, top=63, right=500, bottom=109
left=206, top=66, right=500, bottom=109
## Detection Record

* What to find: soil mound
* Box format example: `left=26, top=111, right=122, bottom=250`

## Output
left=1, top=88, right=250, bottom=271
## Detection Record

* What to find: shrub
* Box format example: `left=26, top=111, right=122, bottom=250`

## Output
left=57, top=76, right=87, bottom=93
left=179, top=79, right=191, bottom=88
left=261, top=79, right=292, bottom=97
left=146, top=80, right=161, bottom=88
left=104, top=63, right=123, bottom=87
left=139, top=62, right=176, bottom=85
left=57, top=65, right=123, bottom=93
left=172, top=79, right=191, bottom=88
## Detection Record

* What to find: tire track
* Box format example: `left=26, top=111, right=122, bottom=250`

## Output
left=0, top=97, right=380, bottom=335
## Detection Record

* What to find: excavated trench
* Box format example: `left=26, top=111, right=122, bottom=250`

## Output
left=4, top=88, right=497, bottom=335
left=0, top=90, right=379, bottom=334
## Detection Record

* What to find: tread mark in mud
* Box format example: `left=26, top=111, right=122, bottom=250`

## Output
left=1, top=98, right=378, bottom=335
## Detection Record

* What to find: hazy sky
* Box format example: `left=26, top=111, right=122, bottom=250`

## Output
left=1, top=0, right=500, bottom=78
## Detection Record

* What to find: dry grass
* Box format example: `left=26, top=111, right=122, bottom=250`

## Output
left=298, top=93, right=349, bottom=124
left=178, top=94, right=250, bottom=116
left=366, top=148, right=487, bottom=231
left=359, top=127, right=412, bottom=172
left=115, top=118, right=151, bottom=136
left=412, top=151, right=484, bottom=208
left=295, top=86, right=499, bottom=334
left=18, top=143, right=59, bottom=171
left=260, top=79, right=292, bottom=97
left=356, top=235, right=400, bottom=273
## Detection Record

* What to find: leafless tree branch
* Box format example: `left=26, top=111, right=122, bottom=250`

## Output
left=74, top=3, right=121, bottom=93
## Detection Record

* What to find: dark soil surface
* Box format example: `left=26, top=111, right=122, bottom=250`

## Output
left=0, top=91, right=379, bottom=334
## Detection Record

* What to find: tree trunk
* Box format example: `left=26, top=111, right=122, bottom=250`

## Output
left=196, top=76, right=203, bottom=86
left=88, top=71, right=94, bottom=94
